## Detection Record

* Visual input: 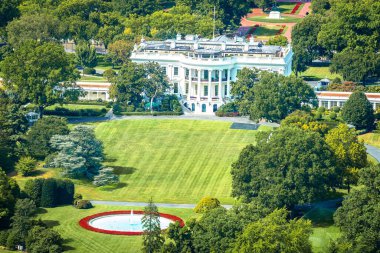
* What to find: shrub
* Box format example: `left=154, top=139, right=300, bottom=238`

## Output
left=74, top=200, right=93, bottom=209
left=26, top=226, right=63, bottom=253
left=329, top=112, right=337, bottom=120
left=24, top=178, right=44, bottom=207
left=0, top=230, right=9, bottom=247
left=314, top=111, right=322, bottom=120
left=83, top=67, right=96, bottom=75
left=40, top=179, right=57, bottom=208
left=15, top=157, right=37, bottom=176
left=6, top=230, right=21, bottom=250
left=103, top=69, right=116, bottom=81
left=332, top=77, right=342, bottom=84
left=74, top=193, right=83, bottom=201
left=56, top=180, right=74, bottom=206
left=194, top=197, right=221, bottom=213
left=332, top=106, right=340, bottom=113
left=44, top=107, right=106, bottom=117
left=112, top=103, right=123, bottom=115
left=318, top=106, right=326, bottom=113
left=93, top=167, right=119, bottom=187
left=215, top=102, right=239, bottom=117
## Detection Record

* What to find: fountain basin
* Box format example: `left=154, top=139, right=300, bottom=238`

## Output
left=79, top=210, right=184, bottom=235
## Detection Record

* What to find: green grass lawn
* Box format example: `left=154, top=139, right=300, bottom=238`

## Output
left=79, top=75, right=108, bottom=82
left=310, top=226, right=341, bottom=253
left=248, top=15, right=302, bottom=23
left=253, top=25, right=282, bottom=37
left=35, top=205, right=197, bottom=253
left=359, top=132, right=380, bottom=148
left=274, top=2, right=304, bottom=14
left=300, top=66, right=343, bottom=81
left=45, top=103, right=107, bottom=110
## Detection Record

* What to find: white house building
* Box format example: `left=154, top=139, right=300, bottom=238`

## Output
left=130, top=34, right=293, bottom=114
left=76, top=81, right=111, bottom=101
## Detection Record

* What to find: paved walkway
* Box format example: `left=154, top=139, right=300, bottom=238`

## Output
left=365, top=144, right=380, bottom=162
left=91, top=200, right=233, bottom=209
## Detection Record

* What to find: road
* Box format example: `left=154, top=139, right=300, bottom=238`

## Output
left=365, top=144, right=380, bottom=162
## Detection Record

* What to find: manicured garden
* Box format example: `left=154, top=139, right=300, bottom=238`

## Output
left=299, top=66, right=343, bottom=81
left=247, top=15, right=302, bottom=23
left=252, top=25, right=286, bottom=40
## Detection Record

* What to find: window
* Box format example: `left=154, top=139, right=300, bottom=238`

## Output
left=213, top=104, right=218, bottom=112
left=340, top=102, right=345, bottom=107
left=174, top=67, right=179, bottom=76
left=202, top=104, right=206, bottom=112
left=191, top=103, right=195, bottom=111
left=186, top=69, right=189, bottom=77
left=331, top=101, right=338, bottom=107
left=174, top=83, right=179, bottom=93
left=215, top=85, right=218, bottom=96
left=322, top=101, right=328, bottom=108
left=224, top=85, right=228, bottom=96
left=186, top=83, right=189, bottom=94
left=161, top=66, right=167, bottom=74
left=204, top=70, right=209, bottom=80
left=204, top=85, right=208, bottom=96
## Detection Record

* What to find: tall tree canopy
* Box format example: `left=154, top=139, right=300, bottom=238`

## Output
left=230, top=68, right=258, bottom=115
left=341, top=91, right=375, bottom=130
left=0, top=41, right=81, bottom=115
left=250, top=72, right=316, bottom=122
left=142, top=199, right=164, bottom=253
left=231, top=127, right=337, bottom=210
left=0, top=169, right=19, bottom=229
left=0, top=0, right=20, bottom=28
left=333, top=165, right=380, bottom=252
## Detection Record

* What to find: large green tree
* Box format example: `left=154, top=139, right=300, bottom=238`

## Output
left=25, top=116, right=69, bottom=159
left=325, top=124, right=367, bottom=192
left=250, top=72, right=316, bottom=122
left=333, top=165, right=380, bottom=252
left=26, top=226, right=63, bottom=253
left=142, top=198, right=164, bottom=253
left=0, top=169, right=19, bottom=229
left=75, top=41, right=98, bottom=69
left=6, top=13, right=63, bottom=48
left=233, top=209, right=312, bottom=253
left=341, top=91, right=375, bottom=130
left=0, top=0, right=20, bottom=28
left=231, top=127, right=337, bottom=210
left=230, top=68, right=258, bottom=115
left=0, top=41, right=81, bottom=116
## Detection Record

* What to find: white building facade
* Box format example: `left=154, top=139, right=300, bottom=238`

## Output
left=130, top=35, right=293, bottom=114
left=316, top=91, right=380, bottom=110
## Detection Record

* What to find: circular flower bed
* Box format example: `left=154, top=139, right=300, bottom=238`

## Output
left=79, top=210, right=184, bottom=236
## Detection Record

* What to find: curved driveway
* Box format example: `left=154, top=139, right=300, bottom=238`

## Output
left=365, top=144, right=380, bottom=162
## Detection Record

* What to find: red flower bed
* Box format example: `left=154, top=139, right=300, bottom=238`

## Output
left=275, top=25, right=286, bottom=35
left=79, top=210, right=185, bottom=236
left=290, top=2, right=302, bottom=14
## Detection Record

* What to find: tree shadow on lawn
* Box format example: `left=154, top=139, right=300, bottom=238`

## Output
left=36, top=208, right=48, bottom=214
left=98, top=182, right=128, bottom=191
left=112, top=166, right=136, bottom=175
left=28, top=169, right=47, bottom=177
left=62, top=238, right=76, bottom=251
left=42, top=220, right=61, bottom=228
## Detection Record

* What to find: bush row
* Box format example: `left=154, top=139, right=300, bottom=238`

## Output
left=73, top=100, right=112, bottom=107
left=45, top=107, right=107, bottom=117
left=119, top=111, right=183, bottom=116
left=24, top=178, right=74, bottom=208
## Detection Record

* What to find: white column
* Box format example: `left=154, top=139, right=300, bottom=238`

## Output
left=188, top=68, right=192, bottom=96
left=105, top=92, right=110, bottom=101
left=227, top=69, right=231, bottom=97
left=208, top=69, right=212, bottom=101
left=373, top=103, right=377, bottom=110
left=318, top=99, right=322, bottom=107
left=197, top=69, right=201, bottom=101
left=218, top=69, right=222, bottom=99
left=328, top=101, right=331, bottom=109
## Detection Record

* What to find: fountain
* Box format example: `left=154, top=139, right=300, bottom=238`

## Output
left=79, top=210, right=184, bottom=235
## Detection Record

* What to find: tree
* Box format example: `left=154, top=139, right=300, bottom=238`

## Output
left=95, top=12, right=125, bottom=49
left=25, top=116, right=69, bottom=159
left=6, top=13, right=63, bottom=48
left=325, top=124, right=367, bottom=192
left=194, top=197, right=220, bottom=213
left=311, top=0, right=331, bottom=14
left=291, top=14, right=327, bottom=76
left=107, top=40, right=133, bottom=66
left=250, top=72, right=316, bottom=122
left=333, top=165, right=380, bottom=252
left=24, top=179, right=44, bottom=207
left=0, top=0, right=20, bottom=28
left=15, top=157, right=37, bottom=176
left=253, top=0, right=276, bottom=10
left=93, top=167, right=119, bottom=186
left=26, top=226, right=63, bottom=253
left=1, top=41, right=81, bottom=116
left=230, top=68, right=258, bottom=115
left=233, top=208, right=312, bottom=253
left=143, top=62, right=170, bottom=113
left=231, top=127, right=337, bottom=210
left=113, top=0, right=161, bottom=16
left=281, top=110, right=328, bottom=136
left=56, top=180, right=75, bottom=206
left=40, top=178, right=57, bottom=208
left=163, top=222, right=194, bottom=253
left=142, top=198, right=164, bottom=253
left=50, top=125, right=103, bottom=179
left=75, top=41, right=97, bottom=70
left=267, top=35, right=288, bottom=46
left=0, top=90, right=28, bottom=172
left=110, top=61, right=146, bottom=107
left=341, top=91, right=375, bottom=130
left=0, top=168, right=18, bottom=229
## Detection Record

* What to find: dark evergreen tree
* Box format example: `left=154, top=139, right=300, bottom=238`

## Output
left=24, top=179, right=44, bottom=207
left=40, top=179, right=57, bottom=208
left=341, top=91, right=375, bottom=130
left=0, top=169, right=18, bottom=229
left=56, top=180, right=75, bottom=205
left=142, top=198, right=164, bottom=253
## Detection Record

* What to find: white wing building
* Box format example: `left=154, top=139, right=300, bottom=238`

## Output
left=130, top=34, right=293, bottom=114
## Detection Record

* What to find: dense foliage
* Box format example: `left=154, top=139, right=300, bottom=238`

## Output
left=231, top=127, right=337, bottom=210
left=194, top=197, right=220, bottom=213
left=142, top=199, right=164, bottom=253
left=341, top=91, right=375, bottom=130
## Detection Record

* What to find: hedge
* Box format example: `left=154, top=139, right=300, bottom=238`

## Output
left=119, top=111, right=183, bottom=116
left=215, top=111, right=239, bottom=117
left=45, top=107, right=107, bottom=117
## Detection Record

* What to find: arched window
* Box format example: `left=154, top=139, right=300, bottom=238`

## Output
left=202, top=104, right=206, bottom=112
left=191, top=103, right=195, bottom=111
